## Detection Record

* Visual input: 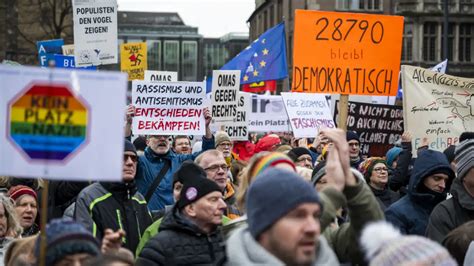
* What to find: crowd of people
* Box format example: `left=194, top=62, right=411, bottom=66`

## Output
left=0, top=107, right=473, bottom=266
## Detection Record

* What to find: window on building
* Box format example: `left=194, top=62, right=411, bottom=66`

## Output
left=459, top=23, right=473, bottom=62
left=423, top=22, right=437, bottom=62
left=164, top=41, right=179, bottom=72
left=336, top=0, right=381, bottom=11
left=264, top=9, right=268, bottom=30
left=147, top=40, right=161, bottom=71
left=182, top=41, right=198, bottom=81
left=126, top=38, right=143, bottom=43
left=269, top=5, right=275, bottom=27
left=277, top=0, right=283, bottom=22
left=118, top=39, right=124, bottom=65
left=402, top=23, right=413, bottom=61
left=441, top=23, right=454, bottom=61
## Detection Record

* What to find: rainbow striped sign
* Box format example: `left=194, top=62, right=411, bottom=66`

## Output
left=8, top=84, right=89, bottom=161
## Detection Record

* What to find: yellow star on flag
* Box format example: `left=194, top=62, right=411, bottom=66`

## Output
left=262, top=48, right=269, bottom=55
left=243, top=75, right=249, bottom=81
left=253, top=70, right=259, bottom=77
left=259, top=60, right=266, bottom=68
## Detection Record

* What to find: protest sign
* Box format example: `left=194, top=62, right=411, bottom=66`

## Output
left=73, top=0, right=118, bottom=66
left=334, top=100, right=404, bottom=156
left=402, top=65, right=474, bottom=153
left=292, top=10, right=404, bottom=96
left=0, top=65, right=127, bottom=181
left=144, top=70, right=178, bottom=82
left=222, top=92, right=251, bottom=141
left=132, top=81, right=206, bottom=135
left=62, top=44, right=75, bottom=56
left=211, top=70, right=240, bottom=126
left=120, top=42, right=147, bottom=80
left=281, top=92, right=335, bottom=138
left=37, top=39, right=64, bottom=67
left=54, top=55, right=96, bottom=70
left=248, top=94, right=291, bottom=132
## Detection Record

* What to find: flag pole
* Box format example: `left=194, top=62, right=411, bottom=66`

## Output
left=338, top=94, right=348, bottom=131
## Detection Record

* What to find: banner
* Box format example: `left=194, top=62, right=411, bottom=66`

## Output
left=248, top=94, right=291, bottom=132
left=211, top=70, right=240, bottom=126
left=73, top=0, right=118, bottom=66
left=120, top=42, right=147, bottom=80
left=292, top=10, right=404, bottom=96
left=402, top=65, right=474, bottom=153
left=0, top=65, right=127, bottom=181
left=281, top=92, right=335, bottom=138
left=37, top=39, right=64, bottom=67
left=144, top=70, right=178, bottom=82
left=132, top=81, right=206, bottom=135
left=62, top=44, right=75, bottom=56
left=242, top=80, right=276, bottom=93
left=222, top=92, right=250, bottom=141
left=54, top=55, right=97, bottom=70
left=334, top=100, right=404, bottom=156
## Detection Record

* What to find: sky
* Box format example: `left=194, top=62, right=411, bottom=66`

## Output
left=117, top=0, right=255, bottom=38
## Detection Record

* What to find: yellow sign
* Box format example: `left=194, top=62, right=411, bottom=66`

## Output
left=120, top=42, right=147, bottom=80
left=292, top=10, right=404, bottom=96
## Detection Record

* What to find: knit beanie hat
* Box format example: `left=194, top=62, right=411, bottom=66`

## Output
left=35, top=218, right=100, bottom=266
left=287, top=147, right=312, bottom=162
left=385, top=147, right=402, bottom=167
left=254, top=134, right=281, bottom=153
left=248, top=152, right=296, bottom=179
left=311, top=161, right=327, bottom=186
left=215, top=131, right=231, bottom=148
left=443, top=145, right=457, bottom=164
left=173, top=160, right=206, bottom=186
left=358, top=157, right=386, bottom=182
left=346, top=131, right=360, bottom=143
left=124, top=139, right=137, bottom=155
left=361, top=221, right=457, bottom=266
left=455, top=139, right=474, bottom=181
left=132, top=136, right=147, bottom=152
left=8, top=185, right=37, bottom=202
left=177, top=172, right=222, bottom=210
left=459, top=131, right=474, bottom=142
left=246, top=168, right=322, bottom=238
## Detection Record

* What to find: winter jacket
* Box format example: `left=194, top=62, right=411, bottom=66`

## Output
left=74, top=181, right=153, bottom=252
left=426, top=177, right=474, bottom=243
left=225, top=226, right=339, bottom=265
left=385, top=150, right=453, bottom=235
left=48, top=180, right=90, bottom=221
left=389, top=141, right=413, bottom=195
left=369, top=185, right=400, bottom=211
left=136, top=136, right=215, bottom=211
left=223, top=181, right=241, bottom=219
left=136, top=207, right=225, bottom=265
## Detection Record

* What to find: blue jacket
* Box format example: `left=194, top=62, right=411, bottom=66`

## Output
left=385, top=150, right=453, bottom=235
left=136, top=136, right=215, bottom=211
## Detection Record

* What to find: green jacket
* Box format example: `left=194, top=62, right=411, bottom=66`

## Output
left=136, top=214, right=231, bottom=257
left=320, top=173, right=384, bottom=265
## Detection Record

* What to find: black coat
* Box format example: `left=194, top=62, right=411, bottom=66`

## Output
left=370, top=185, right=400, bottom=211
left=136, top=207, right=225, bottom=266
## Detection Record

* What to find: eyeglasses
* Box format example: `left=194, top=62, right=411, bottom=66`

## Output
left=296, top=157, right=312, bottom=163
left=123, top=154, right=138, bottom=163
left=373, top=167, right=388, bottom=173
left=204, top=164, right=229, bottom=172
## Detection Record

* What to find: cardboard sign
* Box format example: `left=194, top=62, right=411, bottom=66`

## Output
left=0, top=65, right=127, bottom=181
left=211, top=70, right=240, bottom=125
left=132, top=81, right=206, bottom=135
left=62, top=44, right=75, bottom=56
left=73, top=0, right=118, bottom=66
left=222, top=92, right=251, bottom=141
left=402, top=65, right=474, bottom=154
left=120, top=42, right=147, bottom=80
left=334, top=100, right=404, bottom=156
left=281, top=92, right=335, bottom=138
left=248, top=94, right=291, bottom=132
left=144, top=70, right=178, bottom=82
left=37, top=39, right=64, bottom=67
left=54, top=55, right=96, bottom=70
left=292, top=10, right=404, bottom=96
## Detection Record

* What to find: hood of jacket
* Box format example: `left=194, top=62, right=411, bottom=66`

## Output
left=100, top=180, right=138, bottom=200
left=408, top=150, right=454, bottom=204
left=450, top=177, right=474, bottom=211
left=225, top=226, right=339, bottom=266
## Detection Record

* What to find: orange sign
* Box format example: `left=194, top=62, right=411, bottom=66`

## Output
left=292, top=10, right=404, bottom=96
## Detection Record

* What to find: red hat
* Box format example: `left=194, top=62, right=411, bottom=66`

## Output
left=254, top=134, right=281, bottom=153
left=233, top=141, right=255, bottom=162
left=8, top=185, right=37, bottom=202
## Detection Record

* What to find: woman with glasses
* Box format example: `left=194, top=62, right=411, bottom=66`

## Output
left=360, top=157, right=400, bottom=211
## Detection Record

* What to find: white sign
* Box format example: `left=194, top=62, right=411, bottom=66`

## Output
left=73, top=0, right=118, bottom=66
left=144, top=70, right=178, bottom=82
left=281, top=92, right=335, bottom=138
left=223, top=92, right=251, bottom=141
left=0, top=65, right=127, bottom=181
left=132, top=81, right=206, bottom=135
left=248, top=94, right=291, bottom=132
left=211, top=70, right=240, bottom=125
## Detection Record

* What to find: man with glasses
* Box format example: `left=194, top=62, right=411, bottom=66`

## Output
left=288, top=147, right=314, bottom=169
left=75, top=140, right=153, bottom=253
left=172, top=135, right=192, bottom=155
left=195, top=150, right=241, bottom=219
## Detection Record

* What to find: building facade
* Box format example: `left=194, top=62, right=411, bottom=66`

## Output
left=203, top=32, right=248, bottom=78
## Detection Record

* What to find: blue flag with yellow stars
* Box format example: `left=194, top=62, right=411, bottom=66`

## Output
left=221, top=22, right=288, bottom=85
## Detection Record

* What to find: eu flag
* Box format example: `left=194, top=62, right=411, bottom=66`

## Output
left=221, top=22, right=288, bottom=85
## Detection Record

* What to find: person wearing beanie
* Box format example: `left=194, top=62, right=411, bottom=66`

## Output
left=388, top=131, right=415, bottom=196
left=385, top=149, right=455, bottom=235
left=427, top=138, right=474, bottom=243
left=254, top=134, right=281, bottom=153
left=8, top=185, right=39, bottom=237
left=74, top=140, right=153, bottom=253
left=137, top=168, right=227, bottom=265
left=288, top=147, right=314, bottom=169
left=443, top=145, right=457, bottom=170
left=360, top=221, right=456, bottom=266
left=359, top=158, right=399, bottom=211
left=34, top=218, right=100, bottom=266
left=385, top=147, right=402, bottom=168
left=346, top=131, right=364, bottom=168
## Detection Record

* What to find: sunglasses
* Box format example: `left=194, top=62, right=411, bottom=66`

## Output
left=123, top=154, right=138, bottom=162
